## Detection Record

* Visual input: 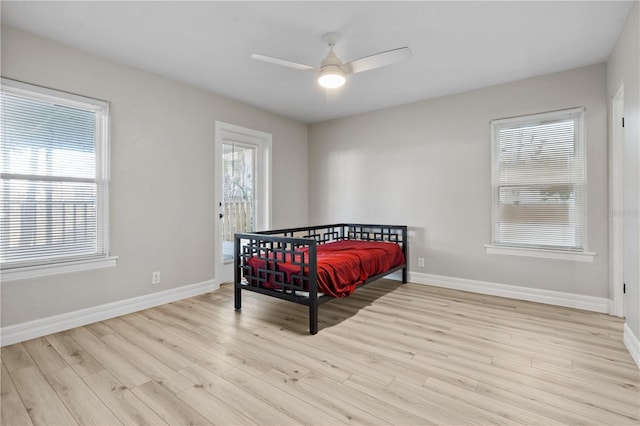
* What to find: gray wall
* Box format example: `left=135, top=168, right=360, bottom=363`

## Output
left=0, top=26, right=308, bottom=326
left=309, top=63, right=609, bottom=299
left=607, top=2, right=640, bottom=342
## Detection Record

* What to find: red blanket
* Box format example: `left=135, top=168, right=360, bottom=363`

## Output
left=246, top=240, right=405, bottom=297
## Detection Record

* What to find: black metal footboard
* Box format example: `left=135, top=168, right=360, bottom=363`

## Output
left=234, top=223, right=408, bottom=334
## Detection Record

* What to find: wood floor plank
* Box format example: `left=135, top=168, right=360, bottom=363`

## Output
left=66, top=327, right=150, bottom=389
left=256, top=327, right=395, bottom=386
left=45, top=366, right=122, bottom=425
left=10, top=366, right=78, bottom=425
left=572, top=358, right=640, bottom=383
left=85, top=321, right=115, bottom=337
left=1, top=363, right=34, bottom=426
left=331, top=338, right=432, bottom=384
left=176, top=386, right=258, bottom=426
left=221, top=364, right=348, bottom=425
left=142, top=305, right=202, bottom=330
left=2, top=281, right=638, bottom=426
left=191, top=324, right=312, bottom=379
left=343, top=374, right=471, bottom=426
left=121, top=313, right=237, bottom=376
left=163, top=322, right=275, bottom=377
left=1, top=343, right=35, bottom=372
left=178, top=363, right=301, bottom=425
left=413, top=351, right=638, bottom=424
left=235, top=327, right=353, bottom=383
left=103, top=317, right=194, bottom=370
left=347, top=286, right=635, bottom=373
left=99, top=333, right=194, bottom=394
left=259, top=368, right=390, bottom=425
left=301, top=371, right=433, bottom=425
left=488, top=356, right=640, bottom=420
left=304, top=327, right=459, bottom=387
left=131, top=380, right=212, bottom=426
left=385, top=377, right=489, bottom=426
left=529, top=358, right=639, bottom=397
left=474, top=381, right=606, bottom=426
left=174, top=298, right=355, bottom=383
left=333, top=300, right=533, bottom=366
left=22, top=337, right=68, bottom=375
left=385, top=376, right=523, bottom=426
left=509, top=356, right=639, bottom=406
left=83, top=370, right=168, bottom=426
left=44, top=332, right=104, bottom=378
left=187, top=297, right=396, bottom=385
left=376, top=285, right=619, bottom=342
left=423, top=376, right=566, bottom=425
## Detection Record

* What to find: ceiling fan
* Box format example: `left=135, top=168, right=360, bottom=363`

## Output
left=251, top=32, right=412, bottom=89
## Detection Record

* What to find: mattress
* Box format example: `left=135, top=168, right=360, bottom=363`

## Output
left=245, top=239, right=405, bottom=297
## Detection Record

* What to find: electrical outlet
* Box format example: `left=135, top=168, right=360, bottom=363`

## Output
left=417, top=257, right=425, bottom=268
left=151, top=271, right=161, bottom=285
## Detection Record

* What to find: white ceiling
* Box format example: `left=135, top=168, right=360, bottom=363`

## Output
left=1, top=1, right=634, bottom=123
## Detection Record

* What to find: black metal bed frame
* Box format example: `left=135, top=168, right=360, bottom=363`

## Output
left=234, top=223, right=408, bottom=334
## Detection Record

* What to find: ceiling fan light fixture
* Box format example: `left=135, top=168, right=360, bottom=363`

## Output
left=251, top=32, right=411, bottom=92
left=318, top=65, right=345, bottom=89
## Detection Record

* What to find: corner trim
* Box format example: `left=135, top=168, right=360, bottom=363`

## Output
left=0, top=279, right=220, bottom=347
left=623, top=323, right=640, bottom=370
left=408, top=271, right=610, bottom=313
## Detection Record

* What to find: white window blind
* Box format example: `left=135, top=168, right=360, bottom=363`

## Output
left=491, top=107, right=585, bottom=251
left=1, top=79, right=110, bottom=269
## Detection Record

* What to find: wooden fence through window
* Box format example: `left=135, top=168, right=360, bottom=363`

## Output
left=223, top=200, right=254, bottom=241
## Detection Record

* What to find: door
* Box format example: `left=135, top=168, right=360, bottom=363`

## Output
left=215, top=122, right=271, bottom=284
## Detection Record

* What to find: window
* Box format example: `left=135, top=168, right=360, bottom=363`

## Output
left=1, top=79, right=114, bottom=278
left=222, top=141, right=257, bottom=262
left=488, top=107, right=593, bottom=260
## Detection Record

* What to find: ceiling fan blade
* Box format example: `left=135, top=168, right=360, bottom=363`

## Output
left=345, top=47, right=412, bottom=74
left=250, top=53, right=315, bottom=71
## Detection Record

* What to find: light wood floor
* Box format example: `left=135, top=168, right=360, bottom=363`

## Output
left=2, top=280, right=639, bottom=425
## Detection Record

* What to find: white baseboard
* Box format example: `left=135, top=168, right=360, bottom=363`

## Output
left=408, top=272, right=610, bottom=314
left=0, top=279, right=220, bottom=347
left=623, top=323, right=640, bottom=369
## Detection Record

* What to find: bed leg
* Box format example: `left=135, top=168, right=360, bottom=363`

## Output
left=402, top=267, right=408, bottom=284
left=309, top=302, right=318, bottom=335
left=234, top=286, right=242, bottom=310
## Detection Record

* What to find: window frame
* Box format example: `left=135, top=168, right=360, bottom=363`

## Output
left=486, top=107, right=595, bottom=262
left=1, top=78, right=117, bottom=281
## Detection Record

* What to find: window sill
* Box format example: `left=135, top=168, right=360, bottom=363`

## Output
left=485, top=245, right=596, bottom=262
left=1, top=256, right=118, bottom=282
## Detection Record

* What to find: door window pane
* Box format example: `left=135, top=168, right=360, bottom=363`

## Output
left=222, top=142, right=256, bottom=261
